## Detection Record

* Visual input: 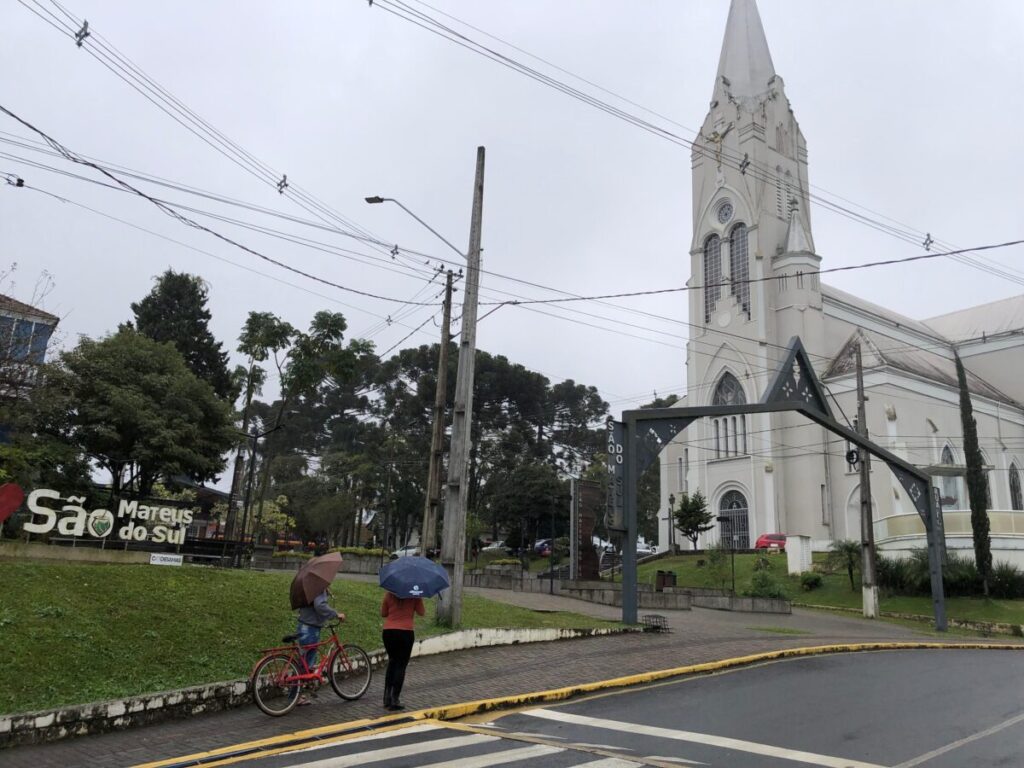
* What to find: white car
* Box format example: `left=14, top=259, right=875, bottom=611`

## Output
left=637, top=544, right=657, bottom=556
left=389, top=545, right=421, bottom=559
left=482, top=540, right=506, bottom=552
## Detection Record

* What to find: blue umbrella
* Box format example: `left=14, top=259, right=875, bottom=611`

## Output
left=379, top=556, right=450, bottom=599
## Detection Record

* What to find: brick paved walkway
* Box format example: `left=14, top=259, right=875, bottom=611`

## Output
left=0, top=588, right=949, bottom=768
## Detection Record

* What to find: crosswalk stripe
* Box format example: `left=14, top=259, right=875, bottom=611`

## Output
left=522, top=709, right=886, bottom=768
left=288, top=724, right=442, bottom=756
left=415, top=743, right=563, bottom=768
left=293, top=733, right=497, bottom=767
left=573, top=758, right=645, bottom=767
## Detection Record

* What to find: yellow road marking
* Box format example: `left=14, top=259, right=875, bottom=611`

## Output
left=135, top=643, right=1022, bottom=768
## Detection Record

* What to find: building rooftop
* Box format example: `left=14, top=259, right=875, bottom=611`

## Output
left=922, top=294, right=1024, bottom=343
left=0, top=293, right=59, bottom=324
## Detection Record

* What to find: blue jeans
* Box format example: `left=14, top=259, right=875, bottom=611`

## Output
left=297, top=622, right=321, bottom=672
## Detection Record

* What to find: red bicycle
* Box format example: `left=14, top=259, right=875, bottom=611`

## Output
left=250, top=621, right=372, bottom=716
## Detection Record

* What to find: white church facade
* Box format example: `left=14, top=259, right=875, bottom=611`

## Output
left=659, top=0, right=1024, bottom=566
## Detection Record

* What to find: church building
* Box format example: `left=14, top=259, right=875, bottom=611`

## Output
left=659, top=0, right=1024, bottom=566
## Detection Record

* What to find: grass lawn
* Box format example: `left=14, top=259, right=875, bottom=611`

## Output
left=629, top=552, right=1024, bottom=628
left=0, top=561, right=618, bottom=715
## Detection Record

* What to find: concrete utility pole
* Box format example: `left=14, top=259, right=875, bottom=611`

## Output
left=422, top=270, right=454, bottom=555
left=855, top=342, right=879, bottom=618
left=437, top=147, right=485, bottom=626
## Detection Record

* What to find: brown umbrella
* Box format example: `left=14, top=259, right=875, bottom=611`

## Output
left=289, top=552, right=344, bottom=609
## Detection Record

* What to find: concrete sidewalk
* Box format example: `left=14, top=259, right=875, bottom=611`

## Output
left=1, top=588, right=940, bottom=768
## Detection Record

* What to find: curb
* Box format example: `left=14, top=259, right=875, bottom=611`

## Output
left=135, top=642, right=1024, bottom=768
left=792, top=602, right=1024, bottom=637
left=0, top=625, right=637, bottom=749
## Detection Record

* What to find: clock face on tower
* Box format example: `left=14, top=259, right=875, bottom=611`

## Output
left=716, top=200, right=734, bottom=224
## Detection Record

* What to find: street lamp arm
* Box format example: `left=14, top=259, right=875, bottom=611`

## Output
left=365, top=196, right=466, bottom=261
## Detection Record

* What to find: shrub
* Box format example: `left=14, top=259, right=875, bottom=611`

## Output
left=706, top=542, right=731, bottom=591
left=335, top=546, right=387, bottom=558
left=990, top=561, right=1024, bottom=600
left=800, top=572, right=823, bottom=591
left=272, top=550, right=312, bottom=560
left=753, top=555, right=773, bottom=572
left=487, top=558, right=522, bottom=566
left=745, top=570, right=787, bottom=599
left=942, top=551, right=982, bottom=597
left=875, top=554, right=914, bottom=594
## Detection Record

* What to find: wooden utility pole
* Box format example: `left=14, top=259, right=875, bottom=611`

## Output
left=437, top=147, right=485, bottom=626
left=855, top=342, right=879, bottom=618
left=422, top=270, right=453, bottom=555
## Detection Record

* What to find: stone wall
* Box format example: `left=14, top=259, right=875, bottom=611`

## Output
left=0, top=541, right=150, bottom=565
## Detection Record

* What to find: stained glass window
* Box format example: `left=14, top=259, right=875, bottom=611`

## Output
left=730, top=223, right=750, bottom=319
left=1011, top=463, right=1023, bottom=511
left=703, top=234, right=722, bottom=323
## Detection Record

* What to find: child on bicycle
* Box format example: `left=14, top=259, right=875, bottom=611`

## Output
left=296, top=587, right=345, bottom=704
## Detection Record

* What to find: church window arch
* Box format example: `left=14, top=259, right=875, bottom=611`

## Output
left=703, top=234, right=722, bottom=323
left=729, top=223, right=750, bottom=319
left=1010, top=462, right=1023, bottom=511
left=939, top=445, right=962, bottom=510
left=711, top=372, right=747, bottom=458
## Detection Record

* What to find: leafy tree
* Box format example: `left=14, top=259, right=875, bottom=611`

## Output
left=28, top=329, right=236, bottom=497
left=955, top=352, right=992, bottom=595
left=129, top=269, right=237, bottom=402
left=673, top=490, right=714, bottom=550
left=827, top=539, right=862, bottom=592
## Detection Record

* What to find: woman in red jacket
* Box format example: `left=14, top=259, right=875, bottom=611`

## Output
left=380, top=591, right=425, bottom=710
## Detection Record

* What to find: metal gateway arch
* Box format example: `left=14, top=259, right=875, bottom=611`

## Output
left=608, top=338, right=947, bottom=631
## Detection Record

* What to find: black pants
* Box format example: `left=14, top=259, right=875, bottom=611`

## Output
left=382, top=629, right=415, bottom=700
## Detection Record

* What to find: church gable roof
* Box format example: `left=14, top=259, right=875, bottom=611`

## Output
left=823, top=328, right=1018, bottom=407
left=822, top=283, right=945, bottom=341
left=922, top=294, right=1024, bottom=342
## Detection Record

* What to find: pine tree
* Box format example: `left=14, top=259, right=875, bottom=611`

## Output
left=955, top=351, right=992, bottom=595
left=130, top=269, right=236, bottom=401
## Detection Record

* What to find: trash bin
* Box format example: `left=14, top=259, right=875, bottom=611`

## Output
left=655, top=570, right=666, bottom=592
left=665, top=570, right=677, bottom=588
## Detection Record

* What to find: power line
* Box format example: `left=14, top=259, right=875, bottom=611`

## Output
left=0, top=104, right=441, bottom=307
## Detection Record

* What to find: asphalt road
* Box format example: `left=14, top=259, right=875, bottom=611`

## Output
left=229, top=648, right=1024, bottom=768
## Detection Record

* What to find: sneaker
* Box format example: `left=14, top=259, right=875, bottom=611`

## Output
left=297, top=695, right=313, bottom=707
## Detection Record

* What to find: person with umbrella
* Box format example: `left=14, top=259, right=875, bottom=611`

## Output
left=290, top=552, right=346, bottom=705
left=378, top=555, right=449, bottom=711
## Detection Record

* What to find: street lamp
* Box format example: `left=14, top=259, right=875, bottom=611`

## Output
left=665, top=493, right=677, bottom=555
left=716, top=515, right=736, bottom=595
left=364, top=196, right=466, bottom=261
left=366, top=148, right=486, bottom=628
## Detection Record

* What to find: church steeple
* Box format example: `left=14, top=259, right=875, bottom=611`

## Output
left=715, top=0, right=776, bottom=108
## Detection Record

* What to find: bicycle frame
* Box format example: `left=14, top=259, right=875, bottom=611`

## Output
left=253, top=624, right=348, bottom=682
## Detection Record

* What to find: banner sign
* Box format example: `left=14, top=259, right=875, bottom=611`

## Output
left=22, top=489, right=195, bottom=544
left=606, top=418, right=625, bottom=532
left=150, top=553, right=184, bottom=566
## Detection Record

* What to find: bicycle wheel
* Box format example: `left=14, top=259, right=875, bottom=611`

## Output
left=251, top=654, right=302, bottom=716
left=328, top=644, right=372, bottom=700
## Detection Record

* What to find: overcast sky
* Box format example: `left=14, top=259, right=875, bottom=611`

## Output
left=3, top=1, right=1023, bottom=419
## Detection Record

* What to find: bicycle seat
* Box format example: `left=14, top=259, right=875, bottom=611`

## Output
left=282, top=633, right=299, bottom=643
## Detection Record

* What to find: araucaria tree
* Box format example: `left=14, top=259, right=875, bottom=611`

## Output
left=955, top=352, right=992, bottom=595
left=30, top=329, right=237, bottom=497
left=129, top=269, right=237, bottom=402
left=673, top=490, right=714, bottom=550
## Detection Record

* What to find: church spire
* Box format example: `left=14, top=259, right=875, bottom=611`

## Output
left=714, top=0, right=776, bottom=107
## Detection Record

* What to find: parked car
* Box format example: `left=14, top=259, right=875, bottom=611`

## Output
left=533, top=538, right=552, bottom=554
left=389, top=545, right=421, bottom=559
left=754, top=533, right=787, bottom=551
left=637, top=543, right=657, bottom=556
left=482, top=540, right=507, bottom=552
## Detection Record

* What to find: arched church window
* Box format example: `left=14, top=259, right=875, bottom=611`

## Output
left=1011, top=463, right=1023, bottom=511
left=729, top=223, right=750, bottom=319
left=703, top=235, right=722, bottom=323
left=711, top=373, right=747, bottom=458
left=939, top=445, right=960, bottom=509
left=713, top=372, right=746, bottom=406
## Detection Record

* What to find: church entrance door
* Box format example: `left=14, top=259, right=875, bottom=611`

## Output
left=718, top=490, right=749, bottom=549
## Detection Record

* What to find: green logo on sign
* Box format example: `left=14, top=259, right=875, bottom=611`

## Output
left=88, top=509, right=114, bottom=538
